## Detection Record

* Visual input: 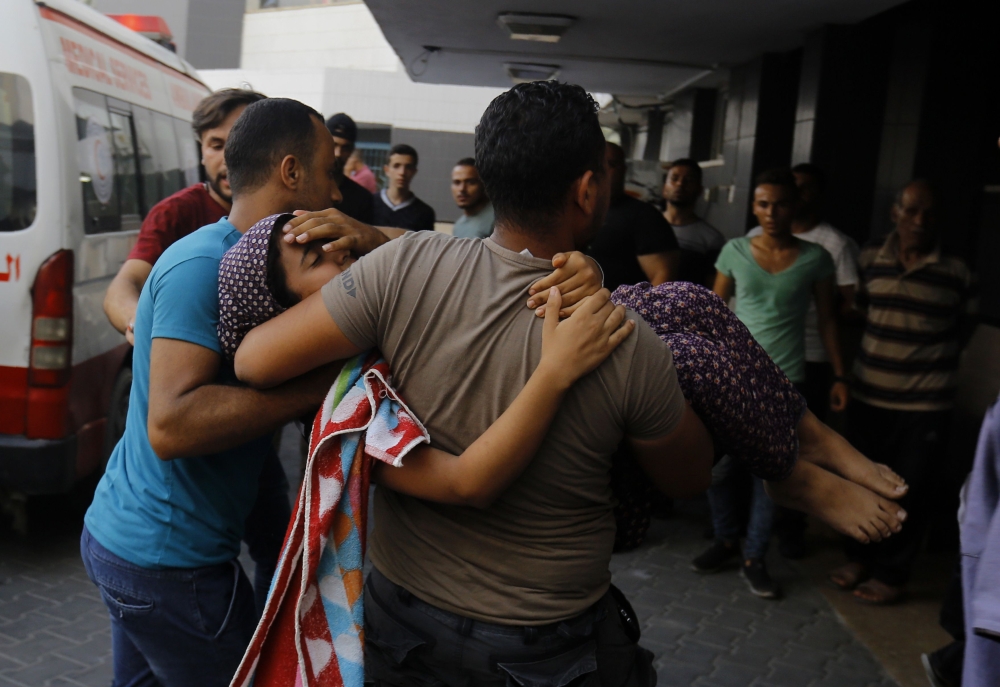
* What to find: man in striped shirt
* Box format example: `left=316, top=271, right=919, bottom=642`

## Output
left=830, top=180, right=975, bottom=604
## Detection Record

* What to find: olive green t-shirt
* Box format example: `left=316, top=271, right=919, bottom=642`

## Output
left=322, top=231, right=686, bottom=624
left=715, top=236, right=835, bottom=383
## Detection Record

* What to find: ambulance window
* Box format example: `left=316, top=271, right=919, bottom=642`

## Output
left=74, top=88, right=120, bottom=234
left=153, top=111, right=184, bottom=198
left=131, top=105, right=164, bottom=210
left=0, top=73, right=36, bottom=232
left=106, top=99, right=141, bottom=231
left=173, top=116, right=200, bottom=187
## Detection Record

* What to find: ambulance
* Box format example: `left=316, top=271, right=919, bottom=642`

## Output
left=0, top=0, right=209, bottom=495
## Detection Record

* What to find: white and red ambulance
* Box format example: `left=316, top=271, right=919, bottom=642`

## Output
left=0, top=0, right=209, bottom=494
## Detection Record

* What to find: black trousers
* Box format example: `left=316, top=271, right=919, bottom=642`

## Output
left=844, top=399, right=951, bottom=586
left=363, top=568, right=657, bottom=687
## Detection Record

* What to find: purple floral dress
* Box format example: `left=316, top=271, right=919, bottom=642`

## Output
left=612, top=281, right=805, bottom=481
left=608, top=282, right=806, bottom=549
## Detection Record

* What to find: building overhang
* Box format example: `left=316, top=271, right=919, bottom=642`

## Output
left=365, top=0, right=906, bottom=96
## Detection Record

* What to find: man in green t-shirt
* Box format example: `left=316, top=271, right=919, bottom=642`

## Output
left=691, top=168, right=848, bottom=598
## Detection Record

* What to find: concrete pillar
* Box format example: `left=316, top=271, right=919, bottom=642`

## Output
left=790, top=23, right=893, bottom=245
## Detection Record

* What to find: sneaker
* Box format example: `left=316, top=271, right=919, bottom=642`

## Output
left=921, top=641, right=963, bottom=687
left=741, top=559, right=780, bottom=599
left=691, top=540, right=739, bottom=573
left=921, top=653, right=947, bottom=687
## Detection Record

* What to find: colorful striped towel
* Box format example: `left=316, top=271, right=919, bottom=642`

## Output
left=230, top=351, right=430, bottom=687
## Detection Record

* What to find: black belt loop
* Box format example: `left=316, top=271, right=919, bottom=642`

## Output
left=522, top=626, right=538, bottom=645
left=459, top=617, right=474, bottom=636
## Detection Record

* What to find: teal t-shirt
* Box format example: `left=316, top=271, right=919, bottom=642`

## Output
left=453, top=202, right=495, bottom=239
left=715, top=236, right=834, bottom=383
left=85, top=219, right=271, bottom=569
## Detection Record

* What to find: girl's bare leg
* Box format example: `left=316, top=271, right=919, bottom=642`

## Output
left=796, top=410, right=908, bottom=499
left=765, top=459, right=907, bottom=544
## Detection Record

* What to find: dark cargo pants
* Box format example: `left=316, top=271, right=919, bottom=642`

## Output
left=363, top=567, right=657, bottom=687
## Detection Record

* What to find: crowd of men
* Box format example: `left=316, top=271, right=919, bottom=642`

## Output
left=89, top=84, right=979, bottom=686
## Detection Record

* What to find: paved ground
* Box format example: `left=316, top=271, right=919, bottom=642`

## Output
left=0, top=425, right=899, bottom=686
left=0, top=494, right=113, bottom=687
left=613, top=508, right=898, bottom=687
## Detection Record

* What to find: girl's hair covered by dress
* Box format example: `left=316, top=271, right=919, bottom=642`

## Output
left=611, top=281, right=805, bottom=481
left=217, top=214, right=292, bottom=359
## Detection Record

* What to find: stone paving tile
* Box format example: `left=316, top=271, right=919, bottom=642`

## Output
left=1, top=470, right=898, bottom=686
left=613, top=508, right=899, bottom=687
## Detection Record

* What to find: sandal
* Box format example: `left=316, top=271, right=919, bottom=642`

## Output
left=853, top=578, right=903, bottom=605
left=828, top=562, right=868, bottom=591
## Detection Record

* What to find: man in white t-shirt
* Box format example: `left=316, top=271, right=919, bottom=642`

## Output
left=662, top=158, right=726, bottom=286
left=748, top=162, right=859, bottom=558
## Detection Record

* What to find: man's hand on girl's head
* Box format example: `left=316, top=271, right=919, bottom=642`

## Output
left=527, top=252, right=605, bottom=317
left=282, top=209, right=390, bottom=256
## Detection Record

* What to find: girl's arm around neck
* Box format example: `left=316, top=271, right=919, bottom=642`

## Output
left=373, top=288, right=635, bottom=508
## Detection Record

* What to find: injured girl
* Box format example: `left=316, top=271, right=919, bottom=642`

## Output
left=220, top=212, right=908, bottom=546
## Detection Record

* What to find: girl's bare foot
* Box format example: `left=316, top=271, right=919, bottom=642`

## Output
left=765, top=460, right=907, bottom=544
left=797, top=410, right=908, bottom=500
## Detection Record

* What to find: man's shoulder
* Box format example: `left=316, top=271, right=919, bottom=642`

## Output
left=624, top=312, right=672, bottom=359
left=362, top=227, right=452, bottom=263
left=694, top=219, right=724, bottom=237
left=934, top=253, right=972, bottom=282
left=150, top=184, right=219, bottom=218
left=715, top=236, right=749, bottom=270
left=624, top=196, right=668, bottom=224
left=799, top=236, right=830, bottom=255
left=142, top=184, right=220, bottom=229
left=724, top=234, right=751, bottom=250
left=152, top=221, right=235, bottom=277
left=799, top=237, right=836, bottom=267
left=809, top=223, right=855, bottom=253
left=412, top=196, right=435, bottom=215
left=858, top=237, right=888, bottom=268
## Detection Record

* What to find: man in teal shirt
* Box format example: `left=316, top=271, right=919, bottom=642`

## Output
left=691, top=168, right=847, bottom=598
left=451, top=157, right=495, bottom=239
left=81, top=98, right=344, bottom=687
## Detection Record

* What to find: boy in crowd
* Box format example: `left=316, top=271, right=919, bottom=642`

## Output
left=451, top=157, right=494, bottom=238
left=325, top=113, right=374, bottom=223
left=830, top=180, right=975, bottom=605
left=694, top=168, right=849, bottom=598
left=345, top=148, right=377, bottom=192
left=747, top=162, right=859, bottom=558
left=586, top=142, right=678, bottom=290
left=371, top=143, right=436, bottom=231
left=662, top=158, right=726, bottom=286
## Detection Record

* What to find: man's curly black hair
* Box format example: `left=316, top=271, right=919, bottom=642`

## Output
left=475, top=81, right=606, bottom=232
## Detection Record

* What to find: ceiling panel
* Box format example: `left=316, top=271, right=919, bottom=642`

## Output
left=365, top=0, right=906, bottom=95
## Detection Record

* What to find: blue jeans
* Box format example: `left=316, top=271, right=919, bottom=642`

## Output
left=243, top=447, right=291, bottom=616
left=707, top=455, right=775, bottom=560
left=80, top=526, right=256, bottom=687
